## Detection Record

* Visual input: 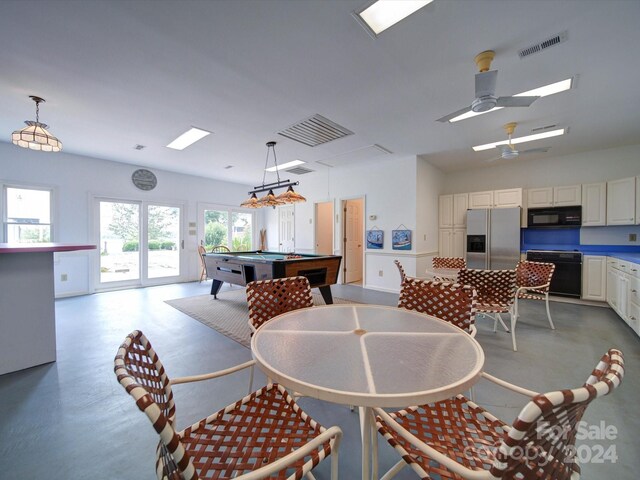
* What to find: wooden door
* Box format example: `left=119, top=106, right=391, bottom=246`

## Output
left=278, top=205, right=295, bottom=252
left=344, top=199, right=363, bottom=284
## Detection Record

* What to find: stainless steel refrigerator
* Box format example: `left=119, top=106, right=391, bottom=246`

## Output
left=466, top=207, right=521, bottom=270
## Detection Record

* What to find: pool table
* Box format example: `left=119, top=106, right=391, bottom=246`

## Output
left=203, top=250, right=342, bottom=304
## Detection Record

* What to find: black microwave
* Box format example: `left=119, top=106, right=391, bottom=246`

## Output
left=527, top=206, right=582, bottom=228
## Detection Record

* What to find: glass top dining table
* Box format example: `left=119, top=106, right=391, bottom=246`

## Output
left=251, top=304, right=485, bottom=480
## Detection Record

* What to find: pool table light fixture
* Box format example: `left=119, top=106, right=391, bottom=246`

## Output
left=240, top=141, right=306, bottom=208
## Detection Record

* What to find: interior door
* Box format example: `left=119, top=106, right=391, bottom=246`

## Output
left=315, top=201, right=333, bottom=255
left=278, top=205, right=295, bottom=252
left=344, top=198, right=363, bottom=284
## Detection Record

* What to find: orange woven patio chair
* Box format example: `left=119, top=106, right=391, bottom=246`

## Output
left=114, top=330, right=342, bottom=480
left=515, top=260, right=556, bottom=330
left=197, top=245, right=208, bottom=282
left=247, top=276, right=314, bottom=333
left=457, top=268, right=518, bottom=350
left=432, top=257, right=466, bottom=270
left=375, top=348, right=624, bottom=480
left=398, top=277, right=478, bottom=336
left=394, top=260, right=407, bottom=284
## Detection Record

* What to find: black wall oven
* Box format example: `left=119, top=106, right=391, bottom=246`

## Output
left=526, top=250, right=582, bottom=298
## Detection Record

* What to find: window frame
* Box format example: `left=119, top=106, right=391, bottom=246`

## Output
left=198, top=203, right=257, bottom=251
left=2, top=182, right=56, bottom=244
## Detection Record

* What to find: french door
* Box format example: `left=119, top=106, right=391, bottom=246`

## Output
left=96, top=199, right=183, bottom=289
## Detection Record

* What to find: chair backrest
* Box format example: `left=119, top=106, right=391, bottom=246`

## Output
left=516, top=260, right=555, bottom=292
left=398, top=277, right=477, bottom=333
left=198, top=245, right=207, bottom=261
left=114, top=330, right=198, bottom=479
left=246, top=276, right=314, bottom=331
left=491, top=348, right=624, bottom=479
left=432, top=257, right=466, bottom=269
left=394, top=260, right=407, bottom=283
left=458, top=268, right=517, bottom=306
left=210, top=245, right=231, bottom=253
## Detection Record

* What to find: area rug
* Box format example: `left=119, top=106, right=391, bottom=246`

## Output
left=165, top=289, right=357, bottom=348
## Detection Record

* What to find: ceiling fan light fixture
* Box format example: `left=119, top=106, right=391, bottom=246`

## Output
left=12, top=96, right=62, bottom=152
left=471, top=96, right=498, bottom=113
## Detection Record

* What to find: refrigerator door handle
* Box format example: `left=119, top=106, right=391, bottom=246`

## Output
left=486, top=209, right=491, bottom=269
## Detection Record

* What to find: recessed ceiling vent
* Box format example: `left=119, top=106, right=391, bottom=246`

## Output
left=134, top=144, right=146, bottom=150
left=285, top=166, right=315, bottom=175
left=531, top=124, right=557, bottom=133
left=518, top=31, right=568, bottom=59
left=278, top=114, right=354, bottom=147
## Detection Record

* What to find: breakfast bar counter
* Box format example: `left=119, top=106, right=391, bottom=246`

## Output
left=0, top=243, right=96, bottom=375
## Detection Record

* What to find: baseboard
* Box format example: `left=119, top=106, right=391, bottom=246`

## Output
left=548, top=295, right=609, bottom=308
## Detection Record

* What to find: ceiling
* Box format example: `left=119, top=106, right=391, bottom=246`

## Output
left=2, top=0, right=639, bottom=186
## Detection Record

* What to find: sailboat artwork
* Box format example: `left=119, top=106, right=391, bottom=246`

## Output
left=392, top=229, right=412, bottom=250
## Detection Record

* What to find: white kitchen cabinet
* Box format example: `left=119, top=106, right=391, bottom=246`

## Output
left=469, top=188, right=522, bottom=209
left=527, top=187, right=554, bottom=208
left=606, top=177, right=636, bottom=225
left=606, top=263, right=619, bottom=309
left=636, top=175, right=640, bottom=224
left=468, top=191, right=493, bottom=209
left=582, top=182, right=607, bottom=227
left=606, top=256, right=640, bottom=336
left=453, top=193, right=468, bottom=227
left=582, top=255, right=607, bottom=301
left=439, top=195, right=453, bottom=228
left=527, top=185, right=581, bottom=208
left=439, top=228, right=466, bottom=258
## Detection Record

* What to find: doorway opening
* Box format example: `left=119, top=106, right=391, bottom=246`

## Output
left=314, top=201, right=334, bottom=255
left=341, top=197, right=364, bottom=285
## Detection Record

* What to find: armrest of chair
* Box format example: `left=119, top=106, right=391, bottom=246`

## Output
left=374, top=408, right=491, bottom=480
left=481, top=371, right=540, bottom=398
left=516, top=282, right=551, bottom=295
left=171, top=359, right=255, bottom=385
left=237, top=425, right=343, bottom=480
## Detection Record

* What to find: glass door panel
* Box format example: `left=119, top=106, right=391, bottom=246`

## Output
left=147, top=205, right=180, bottom=279
left=204, top=209, right=229, bottom=250
left=99, top=201, right=140, bottom=283
left=232, top=212, right=253, bottom=251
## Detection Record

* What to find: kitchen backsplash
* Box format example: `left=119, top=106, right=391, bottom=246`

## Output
left=522, top=226, right=640, bottom=253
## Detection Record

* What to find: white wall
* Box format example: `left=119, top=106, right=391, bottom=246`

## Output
left=440, top=144, right=640, bottom=193
left=416, top=158, right=444, bottom=276
left=0, top=142, right=257, bottom=296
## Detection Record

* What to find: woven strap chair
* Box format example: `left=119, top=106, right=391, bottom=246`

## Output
left=432, top=257, right=467, bottom=269
left=398, top=277, right=478, bottom=336
left=197, top=245, right=208, bottom=282
left=375, top=348, right=624, bottom=480
left=457, top=268, right=519, bottom=350
left=247, top=276, right=314, bottom=332
left=114, top=330, right=342, bottom=480
left=515, top=260, right=556, bottom=330
left=394, top=260, right=407, bottom=284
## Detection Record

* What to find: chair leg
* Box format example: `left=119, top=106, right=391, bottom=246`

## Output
left=495, top=313, right=510, bottom=332
left=510, top=309, right=517, bottom=351
left=381, top=460, right=408, bottom=480
left=545, top=293, right=555, bottom=330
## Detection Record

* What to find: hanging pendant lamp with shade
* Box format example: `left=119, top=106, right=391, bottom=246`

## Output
left=12, top=96, right=63, bottom=152
left=240, top=141, right=306, bottom=209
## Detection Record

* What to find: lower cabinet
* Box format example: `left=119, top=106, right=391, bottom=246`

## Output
left=606, top=257, right=640, bottom=336
left=582, top=255, right=607, bottom=301
left=439, top=228, right=465, bottom=258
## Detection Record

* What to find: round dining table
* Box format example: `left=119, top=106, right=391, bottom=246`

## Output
left=251, top=304, right=485, bottom=480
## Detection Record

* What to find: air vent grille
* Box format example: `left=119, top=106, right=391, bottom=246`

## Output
left=519, top=31, right=568, bottom=58
left=134, top=144, right=146, bottom=150
left=285, top=166, right=314, bottom=175
left=531, top=124, right=557, bottom=133
left=278, top=114, right=354, bottom=147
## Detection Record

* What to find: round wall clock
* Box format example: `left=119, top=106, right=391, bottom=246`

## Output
left=131, top=169, right=157, bottom=191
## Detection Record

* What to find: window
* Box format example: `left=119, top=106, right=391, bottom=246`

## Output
left=202, top=206, right=254, bottom=251
left=3, top=186, right=53, bottom=243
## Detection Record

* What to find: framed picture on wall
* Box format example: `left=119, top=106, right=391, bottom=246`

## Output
left=366, top=229, right=384, bottom=249
left=392, top=229, right=411, bottom=250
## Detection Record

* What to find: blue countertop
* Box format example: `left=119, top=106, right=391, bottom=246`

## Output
left=521, top=246, right=640, bottom=263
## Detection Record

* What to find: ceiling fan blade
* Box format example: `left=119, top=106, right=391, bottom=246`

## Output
left=475, top=70, right=497, bottom=98
left=496, top=95, right=539, bottom=107
left=520, top=147, right=550, bottom=154
left=436, top=105, right=472, bottom=123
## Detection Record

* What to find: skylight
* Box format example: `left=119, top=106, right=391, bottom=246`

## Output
left=472, top=128, right=566, bottom=152
left=265, top=160, right=305, bottom=172
left=449, top=78, right=573, bottom=123
left=355, top=0, right=433, bottom=36
left=166, top=127, right=211, bottom=150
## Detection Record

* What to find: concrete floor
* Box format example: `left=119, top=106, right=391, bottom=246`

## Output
left=0, top=281, right=637, bottom=479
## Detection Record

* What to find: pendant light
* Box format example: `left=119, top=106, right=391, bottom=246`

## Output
left=12, top=96, right=63, bottom=152
left=240, top=141, right=306, bottom=208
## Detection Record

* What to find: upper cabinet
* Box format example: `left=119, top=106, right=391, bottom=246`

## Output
left=582, top=182, right=607, bottom=227
left=469, top=188, right=522, bottom=209
left=527, top=185, right=581, bottom=208
left=439, top=193, right=468, bottom=228
left=607, top=177, right=636, bottom=225
left=636, top=175, right=640, bottom=224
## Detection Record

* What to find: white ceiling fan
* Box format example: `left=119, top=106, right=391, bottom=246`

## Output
left=488, top=122, right=550, bottom=161
left=437, top=50, right=540, bottom=123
